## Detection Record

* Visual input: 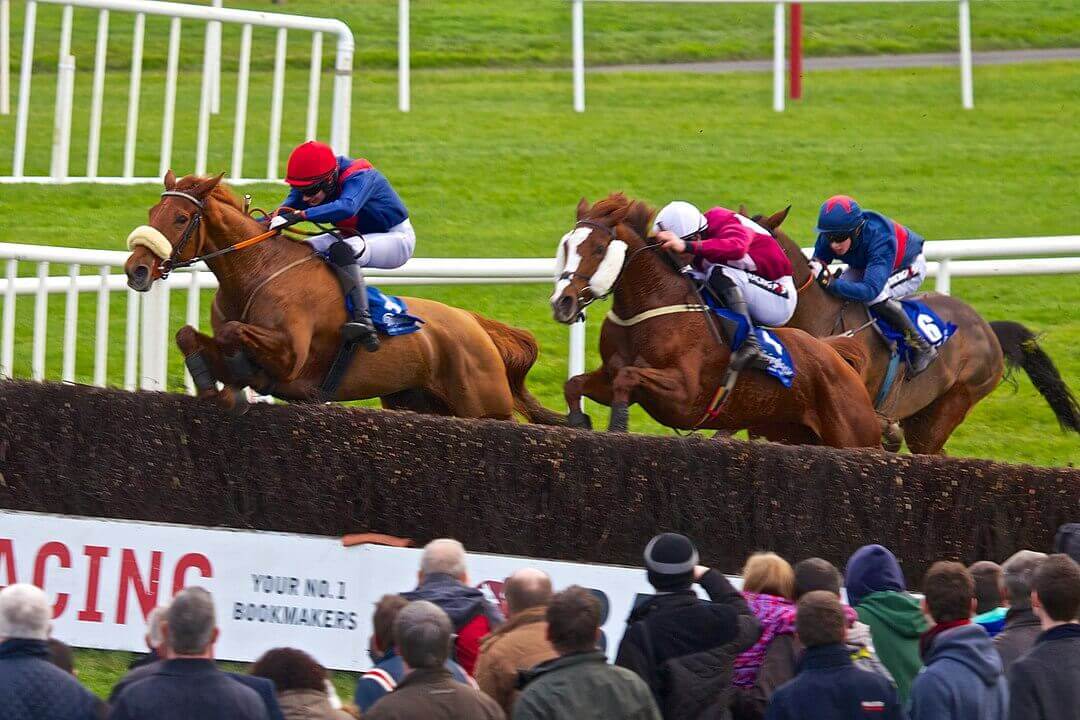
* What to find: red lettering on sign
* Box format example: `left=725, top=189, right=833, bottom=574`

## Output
left=172, top=553, right=213, bottom=595
left=0, top=538, right=15, bottom=588
left=116, top=549, right=162, bottom=624
left=32, top=541, right=72, bottom=618
left=77, top=545, right=109, bottom=622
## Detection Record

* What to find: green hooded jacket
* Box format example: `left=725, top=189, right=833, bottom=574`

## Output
left=854, top=591, right=929, bottom=703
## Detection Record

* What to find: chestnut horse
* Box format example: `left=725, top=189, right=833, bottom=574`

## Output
left=124, top=172, right=563, bottom=423
left=549, top=194, right=883, bottom=448
left=746, top=205, right=1079, bottom=453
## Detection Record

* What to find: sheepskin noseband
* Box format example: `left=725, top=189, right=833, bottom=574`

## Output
left=126, top=225, right=172, bottom=261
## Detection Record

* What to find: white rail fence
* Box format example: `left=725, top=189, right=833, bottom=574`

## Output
left=1, top=0, right=352, bottom=184
left=571, top=0, right=976, bottom=113
left=2, top=237, right=1078, bottom=395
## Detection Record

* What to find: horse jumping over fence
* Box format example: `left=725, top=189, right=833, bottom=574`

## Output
left=747, top=205, right=1080, bottom=453
left=549, top=194, right=884, bottom=449
left=123, top=172, right=563, bottom=424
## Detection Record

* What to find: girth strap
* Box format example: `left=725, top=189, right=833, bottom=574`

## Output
left=605, top=304, right=709, bottom=327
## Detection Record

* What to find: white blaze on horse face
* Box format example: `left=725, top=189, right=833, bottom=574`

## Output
left=589, top=239, right=627, bottom=298
left=550, top=227, right=591, bottom=303
left=126, top=225, right=173, bottom=261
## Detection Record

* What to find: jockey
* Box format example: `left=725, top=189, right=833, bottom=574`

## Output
left=269, top=140, right=414, bottom=352
left=809, top=195, right=937, bottom=374
left=654, top=201, right=797, bottom=371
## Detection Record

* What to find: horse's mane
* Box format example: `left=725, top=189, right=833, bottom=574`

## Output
left=176, top=174, right=245, bottom=212
left=583, top=192, right=655, bottom=241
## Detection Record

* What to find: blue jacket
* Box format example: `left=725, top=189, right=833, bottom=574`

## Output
left=813, top=210, right=925, bottom=302
left=907, top=624, right=1007, bottom=720
left=0, top=638, right=101, bottom=720
left=109, top=658, right=270, bottom=720
left=766, top=643, right=907, bottom=720
left=280, top=156, right=408, bottom=235
left=110, top=659, right=284, bottom=720
left=354, top=647, right=475, bottom=713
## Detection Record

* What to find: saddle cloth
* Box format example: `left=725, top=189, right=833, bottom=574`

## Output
left=347, top=287, right=423, bottom=337
left=702, top=293, right=796, bottom=387
left=871, top=297, right=955, bottom=364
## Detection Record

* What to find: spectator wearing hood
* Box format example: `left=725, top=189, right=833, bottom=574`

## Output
left=1055, top=523, right=1080, bottom=565
left=993, top=550, right=1046, bottom=672
left=969, top=562, right=1007, bottom=637
left=401, top=538, right=504, bottom=675
left=845, top=545, right=928, bottom=702
left=907, top=562, right=1007, bottom=720
left=1006, top=553, right=1080, bottom=720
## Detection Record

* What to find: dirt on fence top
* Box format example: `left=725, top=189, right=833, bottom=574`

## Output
left=0, top=381, right=1076, bottom=586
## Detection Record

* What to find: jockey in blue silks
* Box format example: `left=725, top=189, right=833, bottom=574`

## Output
left=269, top=141, right=414, bottom=352
left=809, top=195, right=938, bottom=375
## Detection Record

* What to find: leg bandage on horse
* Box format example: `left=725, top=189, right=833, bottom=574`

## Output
left=184, top=351, right=216, bottom=393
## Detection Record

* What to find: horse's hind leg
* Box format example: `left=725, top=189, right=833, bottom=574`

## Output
left=381, top=388, right=453, bottom=415
left=901, top=384, right=974, bottom=455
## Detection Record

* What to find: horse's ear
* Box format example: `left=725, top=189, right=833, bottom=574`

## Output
left=766, top=205, right=792, bottom=230
left=738, top=203, right=749, bottom=216
left=576, top=197, right=590, bottom=220
left=624, top=201, right=654, bottom=240
left=163, top=169, right=176, bottom=190
left=192, top=172, right=225, bottom=199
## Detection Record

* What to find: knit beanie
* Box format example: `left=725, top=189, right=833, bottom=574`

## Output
left=644, top=533, right=698, bottom=592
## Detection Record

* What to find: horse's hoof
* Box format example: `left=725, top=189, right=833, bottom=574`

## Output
left=883, top=421, right=904, bottom=453
left=217, top=387, right=251, bottom=416
left=567, top=410, right=593, bottom=430
left=608, top=405, right=629, bottom=433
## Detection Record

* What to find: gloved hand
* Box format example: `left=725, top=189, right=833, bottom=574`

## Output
left=269, top=211, right=304, bottom=230
left=808, top=259, right=824, bottom=279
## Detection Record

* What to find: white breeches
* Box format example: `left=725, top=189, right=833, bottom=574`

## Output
left=705, top=265, right=798, bottom=327
left=307, top=218, right=416, bottom=269
left=842, top=253, right=928, bottom=304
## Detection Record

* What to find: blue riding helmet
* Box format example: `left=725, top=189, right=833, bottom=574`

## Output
left=815, top=195, right=864, bottom=236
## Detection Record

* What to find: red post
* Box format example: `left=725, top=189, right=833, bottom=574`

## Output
left=789, top=3, right=803, bottom=100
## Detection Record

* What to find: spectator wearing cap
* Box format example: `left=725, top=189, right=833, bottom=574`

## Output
left=740, top=558, right=894, bottom=719
left=994, top=550, right=1046, bottom=671
left=109, top=587, right=270, bottom=720
left=845, top=544, right=928, bottom=702
left=354, top=594, right=475, bottom=713
left=615, top=533, right=759, bottom=719
left=1006, top=554, right=1080, bottom=720
left=475, top=568, right=558, bottom=716
left=907, top=562, right=1007, bottom=720
left=1055, top=523, right=1080, bottom=565
left=764, top=591, right=905, bottom=720
left=0, top=583, right=101, bottom=720
left=734, top=552, right=797, bottom=690
left=516, top=586, right=660, bottom=720
left=969, top=562, right=1007, bottom=637
left=364, top=600, right=504, bottom=720
left=251, top=648, right=351, bottom=720
left=401, top=538, right=504, bottom=675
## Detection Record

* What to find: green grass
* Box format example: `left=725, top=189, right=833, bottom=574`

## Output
left=8, top=0, right=1080, bottom=73
left=0, top=61, right=1077, bottom=465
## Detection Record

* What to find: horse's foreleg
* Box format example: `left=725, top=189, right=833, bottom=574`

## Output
left=564, top=369, right=613, bottom=430
left=216, top=320, right=309, bottom=384
left=609, top=366, right=687, bottom=433
left=176, top=325, right=232, bottom=398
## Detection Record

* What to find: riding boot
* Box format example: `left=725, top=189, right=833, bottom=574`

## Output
left=871, top=298, right=937, bottom=375
left=707, top=271, right=769, bottom=371
left=328, top=241, right=380, bottom=352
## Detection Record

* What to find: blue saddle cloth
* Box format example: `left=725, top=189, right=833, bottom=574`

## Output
left=871, top=298, right=955, bottom=364
left=347, top=287, right=423, bottom=337
left=702, top=294, right=796, bottom=387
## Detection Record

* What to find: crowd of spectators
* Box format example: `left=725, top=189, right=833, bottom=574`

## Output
left=1, top=525, right=1079, bottom=720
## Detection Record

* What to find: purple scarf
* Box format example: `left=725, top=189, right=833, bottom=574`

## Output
left=733, top=592, right=797, bottom=687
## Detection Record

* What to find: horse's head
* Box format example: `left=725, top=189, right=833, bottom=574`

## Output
left=124, top=170, right=225, bottom=292
left=740, top=203, right=807, bottom=272
left=550, top=194, right=655, bottom=324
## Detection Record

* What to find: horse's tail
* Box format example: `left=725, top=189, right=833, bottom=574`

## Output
left=990, top=320, right=1080, bottom=432
left=470, top=313, right=566, bottom=426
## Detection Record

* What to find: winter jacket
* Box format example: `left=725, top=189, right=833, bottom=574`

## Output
left=279, top=156, right=408, bottom=235
left=514, top=651, right=661, bottom=720
left=1006, top=623, right=1080, bottom=720
left=974, top=607, right=1007, bottom=637
left=813, top=210, right=925, bottom=302
left=475, top=606, right=558, bottom=716
left=764, top=643, right=907, bottom=720
left=110, top=659, right=285, bottom=720
left=109, top=658, right=270, bottom=720
left=733, top=592, right=796, bottom=687
left=907, top=623, right=1007, bottom=720
left=688, top=208, right=794, bottom=281
left=615, top=569, right=760, bottom=719
left=354, top=647, right=475, bottom=713
left=364, top=667, right=504, bottom=720
left=993, top=606, right=1043, bottom=672
left=402, top=572, right=505, bottom=675
left=0, top=638, right=101, bottom=720
left=275, top=689, right=353, bottom=720
left=852, top=592, right=927, bottom=702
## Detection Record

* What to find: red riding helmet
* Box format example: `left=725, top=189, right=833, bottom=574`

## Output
left=285, top=141, right=337, bottom=187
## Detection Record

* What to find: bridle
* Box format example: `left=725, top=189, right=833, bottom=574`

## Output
left=558, top=219, right=671, bottom=311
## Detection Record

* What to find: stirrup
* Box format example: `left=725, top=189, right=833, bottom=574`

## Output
left=730, top=343, right=769, bottom=372
left=342, top=321, right=380, bottom=352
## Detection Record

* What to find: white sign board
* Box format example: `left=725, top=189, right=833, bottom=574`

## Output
left=0, top=510, right=714, bottom=670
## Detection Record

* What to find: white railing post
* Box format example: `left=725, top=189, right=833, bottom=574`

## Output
left=572, top=0, right=585, bottom=113
left=330, top=28, right=353, bottom=155
left=94, top=266, right=110, bottom=386
left=231, top=24, right=252, bottom=179
left=196, top=18, right=217, bottom=176
left=306, top=31, right=323, bottom=138
left=569, top=312, right=586, bottom=378
left=1, top=259, right=15, bottom=377
left=87, top=9, right=109, bottom=178
left=0, top=0, right=9, bottom=115
left=266, top=27, right=288, bottom=179
left=32, top=262, right=48, bottom=381
left=123, top=13, right=145, bottom=179
left=12, top=0, right=36, bottom=177
left=398, top=0, right=409, bottom=112
left=936, top=257, right=952, bottom=295
left=958, top=0, right=973, bottom=109
left=51, top=55, right=75, bottom=181
left=159, top=16, right=181, bottom=178
left=139, top=282, right=170, bottom=391
left=124, top=289, right=139, bottom=391
left=773, top=2, right=785, bottom=112
left=209, top=0, right=222, bottom=115
left=62, top=263, right=79, bottom=382
left=183, top=270, right=200, bottom=395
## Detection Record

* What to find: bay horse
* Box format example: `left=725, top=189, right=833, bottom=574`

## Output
left=746, top=205, right=1079, bottom=453
left=123, top=172, right=564, bottom=423
left=549, top=194, right=883, bottom=449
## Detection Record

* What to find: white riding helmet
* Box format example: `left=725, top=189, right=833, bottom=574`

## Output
left=652, top=201, right=708, bottom=240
